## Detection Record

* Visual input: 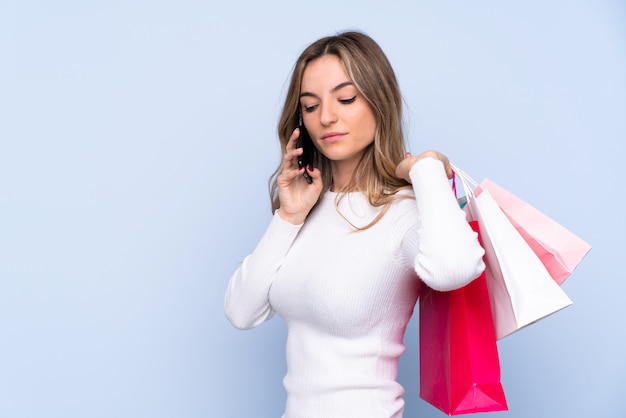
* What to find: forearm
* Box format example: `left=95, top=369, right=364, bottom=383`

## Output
left=224, top=213, right=302, bottom=329
left=408, top=158, right=485, bottom=291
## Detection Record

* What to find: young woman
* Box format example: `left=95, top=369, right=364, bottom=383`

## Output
left=225, top=31, right=485, bottom=418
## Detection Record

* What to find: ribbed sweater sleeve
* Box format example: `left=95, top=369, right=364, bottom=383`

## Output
left=401, top=157, right=485, bottom=291
left=224, top=212, right=302, bottom=329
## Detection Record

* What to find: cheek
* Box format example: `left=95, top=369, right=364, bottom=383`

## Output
left=355, top=104, right=377, bottom=135
left=360, top=113, right=377, bottom=142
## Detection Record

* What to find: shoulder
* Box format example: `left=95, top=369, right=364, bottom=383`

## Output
left=384, top=188, right=418, bottom=234
left=388, top=187, right=416, bottom=216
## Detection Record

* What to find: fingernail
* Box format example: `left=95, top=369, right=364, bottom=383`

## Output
left=307, top=164, right=314, bottom=172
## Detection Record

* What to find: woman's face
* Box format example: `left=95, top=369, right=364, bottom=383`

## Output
left=299, top=54, right=376, bottom=173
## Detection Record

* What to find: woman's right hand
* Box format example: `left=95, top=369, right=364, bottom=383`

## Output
left=275, top=128, right=323, bottom=224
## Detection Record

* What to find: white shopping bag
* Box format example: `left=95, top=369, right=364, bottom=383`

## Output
left=452, top=165, right=573, bottom=340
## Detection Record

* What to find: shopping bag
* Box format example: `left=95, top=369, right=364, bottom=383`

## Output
left=451, top=165, right=573, bottom=340
left=476, top=178, right=591, bottom=285
left=419, top=221, right=508, bottom=415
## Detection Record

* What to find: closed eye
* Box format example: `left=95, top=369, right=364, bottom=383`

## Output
left=339, top=96, right=357, bottom=105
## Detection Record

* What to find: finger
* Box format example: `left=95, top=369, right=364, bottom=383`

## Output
left=301, top=165, right=323, bottom=189
left=283, top=147, right=303, bottom=171
left=285, top=129, right=305, bottom=164
left=304, top=164, right=316, bottom=180
left=285, top=128, right=300, bottom=152
left=278, top=166, right=305, bottom=185
left=282, top=159, right=304, bottom=176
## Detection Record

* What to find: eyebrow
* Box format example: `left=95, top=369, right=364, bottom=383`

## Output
left=300, top=81, right=355, bottom=99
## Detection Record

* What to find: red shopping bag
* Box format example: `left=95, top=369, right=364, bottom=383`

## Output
left=419, top=221, right=508, bottom=415
left=476, top=179, right=591, bottom=285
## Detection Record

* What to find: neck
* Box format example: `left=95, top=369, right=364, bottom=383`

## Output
left=330, top=159, right=360, bottom=192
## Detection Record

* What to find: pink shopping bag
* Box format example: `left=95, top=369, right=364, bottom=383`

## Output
left=476, top=179, right=591, bottom=285
left=452, top=165, right=573, bottom=339
left=419, top=221, right=508, bottom=415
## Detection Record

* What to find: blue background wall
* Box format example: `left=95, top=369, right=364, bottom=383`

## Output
left=1, top=1, right=624, bottom=417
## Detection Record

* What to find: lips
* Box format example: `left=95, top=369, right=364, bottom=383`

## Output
left=321, top=132, right=345, bottom=143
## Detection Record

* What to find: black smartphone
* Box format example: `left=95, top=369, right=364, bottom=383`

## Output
left=297, top=113, right=315, bottom=184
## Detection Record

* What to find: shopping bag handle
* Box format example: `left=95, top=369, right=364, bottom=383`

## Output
left=450, top=163, right=479, bottom=188
left=450, top=163, right=480, bottom=220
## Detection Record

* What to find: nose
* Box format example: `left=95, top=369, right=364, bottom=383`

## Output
left=320, top=102, right=338, bottom=126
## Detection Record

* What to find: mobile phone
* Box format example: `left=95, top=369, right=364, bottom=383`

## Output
left=297, top=113, right=315, bottom=184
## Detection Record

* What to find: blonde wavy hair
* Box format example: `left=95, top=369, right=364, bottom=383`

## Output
left=269, top=31, right=411, bottom=229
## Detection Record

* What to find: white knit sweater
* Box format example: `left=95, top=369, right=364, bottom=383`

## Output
left=225, top=158, right=485, bottom=418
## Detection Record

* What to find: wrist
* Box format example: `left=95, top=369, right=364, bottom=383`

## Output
left=276, top=208, right=306, bottom=225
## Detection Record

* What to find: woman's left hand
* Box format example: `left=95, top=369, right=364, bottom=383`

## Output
left=395, top=150, right=453, bottom=183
